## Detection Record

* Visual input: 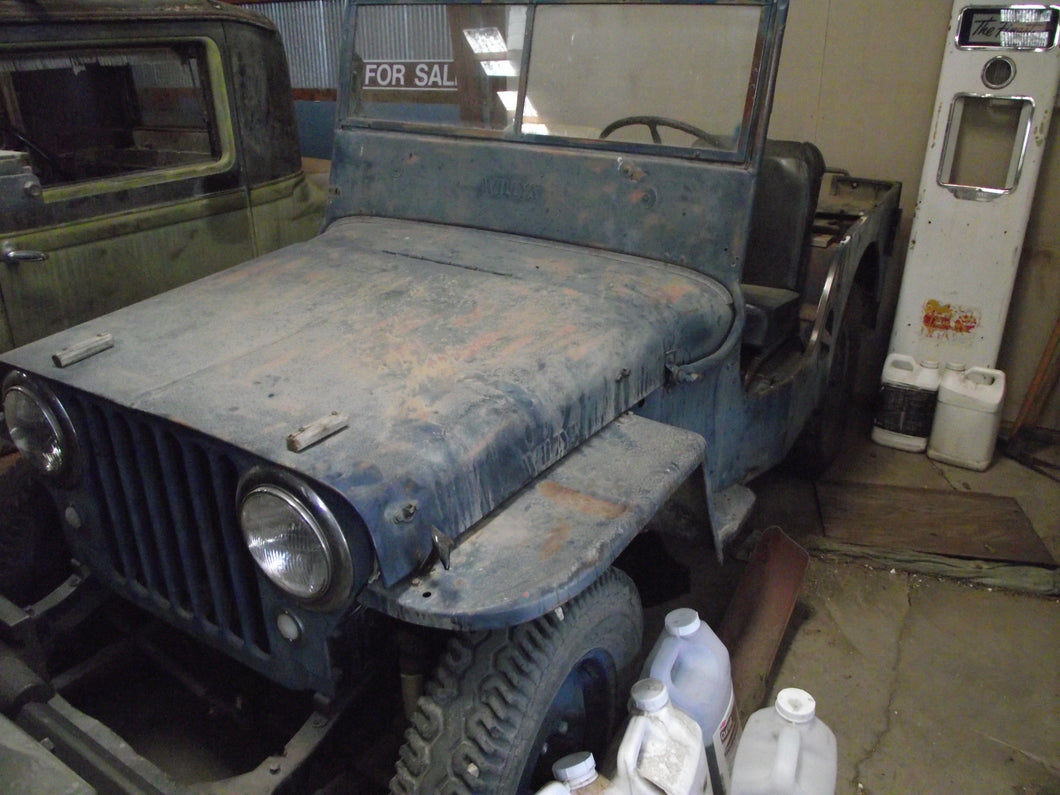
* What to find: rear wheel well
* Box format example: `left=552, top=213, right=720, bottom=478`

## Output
left=851, top=243, right=881, bottom=331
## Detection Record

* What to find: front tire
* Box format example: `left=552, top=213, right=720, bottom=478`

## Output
left=390, top=567, right=643, bottom=795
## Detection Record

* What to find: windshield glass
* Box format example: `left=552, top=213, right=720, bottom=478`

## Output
left=350, top=3, right=764, bottom=156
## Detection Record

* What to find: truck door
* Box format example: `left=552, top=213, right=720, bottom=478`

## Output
left=0, top=36, right=256, bottom=350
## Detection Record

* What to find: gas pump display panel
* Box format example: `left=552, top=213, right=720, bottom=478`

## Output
left=957, top=6, right=1059, bottom=49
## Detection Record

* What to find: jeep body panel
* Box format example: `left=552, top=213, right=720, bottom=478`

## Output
left=2, top=216, right=734, bottom=589
left=330, top=130, right=757, bottom=291
left=0, top=0, right=323, bottom=350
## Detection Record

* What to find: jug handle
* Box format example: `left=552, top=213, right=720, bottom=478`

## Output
left=964, top=366, right=999, bottom=385
left=614, top=716, right=651, bottom=793
left=650, top=636, right=682, bottom=692
left=770, top=725, right=801, bottom=789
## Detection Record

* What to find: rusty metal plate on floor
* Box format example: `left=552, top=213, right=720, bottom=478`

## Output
left=719, top=527, right=809, bottom=720
left=816, top=482, right=1055, bottom=566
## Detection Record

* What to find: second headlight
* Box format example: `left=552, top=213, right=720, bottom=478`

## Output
left=240, top=484, right=335, bottom=601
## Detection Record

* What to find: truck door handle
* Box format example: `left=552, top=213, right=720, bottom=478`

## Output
left=2, top=244, right=48, bottom=264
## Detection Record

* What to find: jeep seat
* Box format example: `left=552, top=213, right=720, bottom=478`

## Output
left=741, top=140, right=825, bottom=349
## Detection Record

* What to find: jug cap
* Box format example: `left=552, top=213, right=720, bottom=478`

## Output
left=920, top=359, right=939, bottom=369
left=945, top=361, right=966, bottom=371
left=553, top=751, right=597, bottom=787
left=775, top=688, right=816, bottom=723
left=664, top=607, right=701, bottom=637
left=631, top=678, right=670, bottom=712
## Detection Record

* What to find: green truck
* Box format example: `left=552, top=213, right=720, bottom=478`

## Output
left=0, top=0, right=324, bottom=353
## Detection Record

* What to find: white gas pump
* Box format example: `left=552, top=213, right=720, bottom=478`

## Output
left=875, top=3, right=1060, bottom=453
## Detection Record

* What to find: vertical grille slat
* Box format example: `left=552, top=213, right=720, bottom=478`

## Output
left=109, top=413, right=164, bottom=594
left=140, top=424, right=192, bottom=614
left=157, top=433, right=212, bottom=621
left=209, top=454, right=269, bottom=651
left=81, top=403, right=141, bottom=582
left=183, top=444, right=240, bottom=641
left=68, top=393, right=271, bottom=659
left=133, top=421, right=186, bottom=609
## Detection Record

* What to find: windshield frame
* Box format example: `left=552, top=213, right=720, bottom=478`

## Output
left=339, top=0, right=781, bottom=165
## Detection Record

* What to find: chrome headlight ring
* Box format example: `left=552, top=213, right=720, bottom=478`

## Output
left=238, top=468, right=355, bottom=609
left=2, top=371, right=79, bottom=482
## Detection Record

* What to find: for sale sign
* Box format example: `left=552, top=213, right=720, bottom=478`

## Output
left=363, top=61, right=458, bottom=90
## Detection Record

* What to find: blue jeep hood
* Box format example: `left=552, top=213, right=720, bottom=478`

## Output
left=3, top=217, right=733, bottom=584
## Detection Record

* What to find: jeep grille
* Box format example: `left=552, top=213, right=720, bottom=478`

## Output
left=69, top=394, right=271, bottom=658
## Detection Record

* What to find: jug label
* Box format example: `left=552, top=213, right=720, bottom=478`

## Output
left=875, top=383, right=937, bottom=437
left=719, top=693, right=739, bottom=761
left=708, top=690, right=739, bottom=794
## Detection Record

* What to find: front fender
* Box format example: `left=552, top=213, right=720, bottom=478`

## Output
left=358, top=414, right=707, bottom=630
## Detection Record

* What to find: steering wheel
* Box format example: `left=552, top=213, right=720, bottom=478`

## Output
left=600, top=115, right=730, bottom=149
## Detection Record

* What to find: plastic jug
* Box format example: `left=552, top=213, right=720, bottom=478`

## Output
left=642, top=608, right=738, bottom=794
left=730, top=689, right=836, bottom=795
left=552, top=751, right=612, bottom=794
left=927, top=364, right=1005, bottom=471
left=609, top=678, right=710, bottom=795
left=872, top=353, right=941, bottom=452
left=537, top=784, right=574, bottom=795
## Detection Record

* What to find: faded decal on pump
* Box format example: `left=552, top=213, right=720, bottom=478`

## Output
left=921, top=299, right=980, bottom=339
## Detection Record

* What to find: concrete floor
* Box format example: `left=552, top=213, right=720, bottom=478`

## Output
left=740, top=426, right=1060, bottom=795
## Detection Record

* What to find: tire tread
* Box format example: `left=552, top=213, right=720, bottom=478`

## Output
left=389, top=568, right=641, bottom=795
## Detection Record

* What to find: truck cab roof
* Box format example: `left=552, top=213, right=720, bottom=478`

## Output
left=0, top=0, right=273, bottom=27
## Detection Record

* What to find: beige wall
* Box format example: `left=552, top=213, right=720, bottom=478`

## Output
left=770, top=0, right=1060, bottom=430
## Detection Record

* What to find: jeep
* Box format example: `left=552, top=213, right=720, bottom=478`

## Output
left=0, top=0, right=899, bottom=792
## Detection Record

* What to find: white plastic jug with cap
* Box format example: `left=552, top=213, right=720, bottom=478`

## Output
left=872, top=353, right=941, bottom=452
left=729, top=688, right=836, bottom=795
left=927, top=364, right=1005, bottom=471
left=536, top=783, right=574, bottom=795
left=642, top=608, right=738, bottom=794
left=548, top=751, right=612, bottom=794
left=609, top=678, right=710, bottom=795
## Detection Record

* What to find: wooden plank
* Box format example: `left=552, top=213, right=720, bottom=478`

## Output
left=800, top=535, right=1060, bottom=596
left=815, top=482, right=1055, bottom=566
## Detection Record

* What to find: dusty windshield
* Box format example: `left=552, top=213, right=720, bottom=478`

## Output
left=350, top=3, right=763, bottom=156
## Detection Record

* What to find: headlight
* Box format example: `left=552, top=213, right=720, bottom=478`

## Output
left=2, top=378, right=72, bottom=477
left=240, top=481, right=351, bottom=605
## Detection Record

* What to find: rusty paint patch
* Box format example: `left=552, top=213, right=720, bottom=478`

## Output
left=540, top=521, right=571, bottom=560
left=538, top=480, right=628, bottom=520
left=921, top=299, right=980, bottom=339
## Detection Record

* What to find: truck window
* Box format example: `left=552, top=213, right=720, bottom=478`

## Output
left=0, top=42, right=224, bottom=188
left=350, top=3, right=763, bottom=156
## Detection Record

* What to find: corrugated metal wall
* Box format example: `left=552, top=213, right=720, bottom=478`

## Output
left=236, top=2, right=454, bottom=87
left=353, top=5, right=452, bottom=60
left=236, top=1, right=347, bottom=89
